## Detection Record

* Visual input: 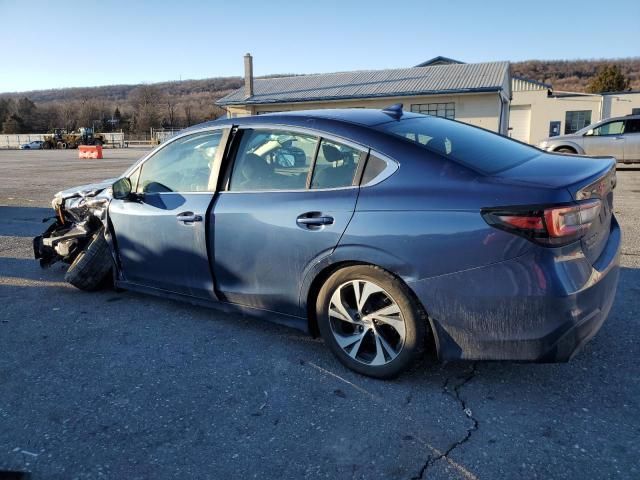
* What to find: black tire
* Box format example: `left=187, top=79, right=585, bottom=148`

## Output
left=65, top=227, right=112, bottom=291
left=556, top=147, right=576, bottom=154
left=316, top=265, right=428, bottom=379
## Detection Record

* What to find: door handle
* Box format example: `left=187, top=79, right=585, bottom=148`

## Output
left=296, top=214, right=334, bottom=227
left=176, top=212, right=203, bottom=223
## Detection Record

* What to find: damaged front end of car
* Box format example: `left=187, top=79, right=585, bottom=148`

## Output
left=33, top=180, right=114, bottom=268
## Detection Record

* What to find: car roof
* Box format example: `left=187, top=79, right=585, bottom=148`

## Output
left=185, top=108, right=425, bottom=132
left=254, top=108, right=425, bottom=126
left=600, top=114, right=640, bottom=122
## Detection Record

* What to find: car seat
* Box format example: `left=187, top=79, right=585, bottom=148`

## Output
left=237, top=153, right=275, bottom=190
left=313, top=144, right=356, bottom=188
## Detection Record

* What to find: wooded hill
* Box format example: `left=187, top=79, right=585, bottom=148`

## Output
left=1, top=58, right=638, bottom=134
left=511, top=58, right=640, bottom=92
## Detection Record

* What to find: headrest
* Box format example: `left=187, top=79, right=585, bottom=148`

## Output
left=240, top=153, right=272, bottom=180
left=322, top=144, right=342, bottom=163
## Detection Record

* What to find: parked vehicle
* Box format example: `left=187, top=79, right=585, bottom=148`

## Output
left=538, top=114, right=640, bottom=163
left=42, top=127, right=105, bottom=149
left=19, top=140, right=44, bottom=150
left=33, top=106, right=621, bottom=378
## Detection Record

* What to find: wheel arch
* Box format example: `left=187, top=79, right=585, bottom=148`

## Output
left=552, top=142, right=583, bottom=154
left=304, top=260, right=438, bottom=358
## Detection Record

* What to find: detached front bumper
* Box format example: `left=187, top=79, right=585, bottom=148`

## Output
left=33, top=220, right=93, bottom=267
left=408, top=217, right=621, bottom=362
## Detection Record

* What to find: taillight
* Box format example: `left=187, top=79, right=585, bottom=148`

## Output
left=482, top=199, right=601, bottom=246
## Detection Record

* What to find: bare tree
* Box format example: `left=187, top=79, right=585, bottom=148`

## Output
left=58, top=101, right=78, bottom=132
left=183, top=103, right=193, bottom=127
left=166, top=96, right=178, bottom=128
left=129, top=85, right=164, bottom=133
left=78, top=97, right=100, bottom=128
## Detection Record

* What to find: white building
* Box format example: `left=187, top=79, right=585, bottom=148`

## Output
left=217, top=55, right=511, bottom=135
left=217, top=55, right=640, bottom=147
left=510, top=77, right=640, bottom=145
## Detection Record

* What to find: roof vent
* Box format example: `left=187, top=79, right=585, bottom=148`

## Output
left=382, top=103, right=404, bottom=120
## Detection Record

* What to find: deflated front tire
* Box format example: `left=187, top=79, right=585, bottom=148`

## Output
left=64, top=227, right=113, bottom=291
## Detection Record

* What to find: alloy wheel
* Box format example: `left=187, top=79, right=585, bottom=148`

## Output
left=328, top=279, right=406, bottom=366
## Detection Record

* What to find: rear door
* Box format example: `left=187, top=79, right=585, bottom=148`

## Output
left=582, top=120, right=625, bottom=159
left=109, top=129, right=228, bottom=299
left=622, top=118, right=640, bottom=162
left=211, top=127, right=366, bottom=316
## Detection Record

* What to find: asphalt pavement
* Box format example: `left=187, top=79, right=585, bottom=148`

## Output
left=0, top=149, right=638, bottom=479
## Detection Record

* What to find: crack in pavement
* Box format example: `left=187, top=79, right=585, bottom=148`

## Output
left=412, top=362, right=480, bottom=480
left=305, top=360, right=479, bottom=479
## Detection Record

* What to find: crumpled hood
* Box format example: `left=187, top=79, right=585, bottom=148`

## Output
left=55, top=178, right=116, bottom=201
left=52, top=178, right=116, bottom=222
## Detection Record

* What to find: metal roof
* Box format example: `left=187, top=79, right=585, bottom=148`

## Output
left=512, top=75, right=552, bottom=92
left=216, top=61, right=510, bottom=106
left=414, top=56, right=464, bottom=67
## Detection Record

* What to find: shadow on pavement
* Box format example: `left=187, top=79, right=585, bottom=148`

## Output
left=0, top=206, right=53, bottom=237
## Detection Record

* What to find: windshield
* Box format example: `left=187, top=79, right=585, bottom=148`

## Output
left=376, top=116, right=540, bottom=174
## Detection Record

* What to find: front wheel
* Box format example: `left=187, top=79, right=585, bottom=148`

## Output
left=316, top=265, right=427, bottom=379
left=65, top=227, right=113, bottom=291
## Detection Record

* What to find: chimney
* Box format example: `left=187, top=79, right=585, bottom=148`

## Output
left=244, top=53, right=254, bottom=99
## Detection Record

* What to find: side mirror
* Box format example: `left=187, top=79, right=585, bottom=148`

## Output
left=585, top=129, right=594, bottom=136
left=112, top=177, right=132, bottom=200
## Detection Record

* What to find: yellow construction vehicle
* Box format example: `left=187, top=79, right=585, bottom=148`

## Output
left=43, top=128, right=106, bottom=149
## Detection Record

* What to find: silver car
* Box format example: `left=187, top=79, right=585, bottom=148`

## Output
left=19, top=140, right=44, bottom=150
left=538, top=114, right=640, bottom=163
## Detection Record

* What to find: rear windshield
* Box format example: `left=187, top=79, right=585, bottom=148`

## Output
left=376, top=116, right=539, bottom=174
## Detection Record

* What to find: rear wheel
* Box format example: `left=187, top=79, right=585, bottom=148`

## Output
left=65, top=227, right=112, bottom=291
left=316, top=265, right=427, bottom=379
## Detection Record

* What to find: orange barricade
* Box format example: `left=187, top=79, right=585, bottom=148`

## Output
left=78, top=145, right=103, bottom=159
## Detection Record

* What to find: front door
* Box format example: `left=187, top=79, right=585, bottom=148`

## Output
left=109, top=129, right=226, bottom=299
left=582, top=120, right=625, bottom=159
left=212, top=128, right=365, bottom=316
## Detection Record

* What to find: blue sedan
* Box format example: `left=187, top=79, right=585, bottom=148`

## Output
left=34, top=106, right=621, bottom=378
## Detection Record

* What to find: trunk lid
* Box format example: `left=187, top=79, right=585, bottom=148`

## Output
left=496, top=153, right=616, bottom=264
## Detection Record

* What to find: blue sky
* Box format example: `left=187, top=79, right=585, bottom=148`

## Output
left=0, top=0, right=638, bottom=93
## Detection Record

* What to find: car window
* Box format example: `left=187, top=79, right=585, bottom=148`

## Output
left=310, top=139, right=361, bottom=189
left=361, top=154, right=388, bottom=185
left=376, top=116, right=538, bottom=174
left=137, top=131, right=222, bottom=194
left=624, top=119, right=640, bottom=134
left=591, top=121, right=625, bottom=136
left=228, top=129, right=317, bottom=191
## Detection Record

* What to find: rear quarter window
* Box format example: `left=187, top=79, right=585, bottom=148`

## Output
left=376, top=117, right=539, bottom=174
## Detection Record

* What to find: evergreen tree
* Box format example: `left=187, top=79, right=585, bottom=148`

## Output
left=2, top=113, right=26, bottom=134
left=15, top=97, right=37, bottom=131
left=586, top=65, right=631, bottom=93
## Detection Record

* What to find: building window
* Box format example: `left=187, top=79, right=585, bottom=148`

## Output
left=632, top=108, right=640, bottom=115
left=565, top=110, right=592, bottom=134
left=410, top=102, right=455, bottom=119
